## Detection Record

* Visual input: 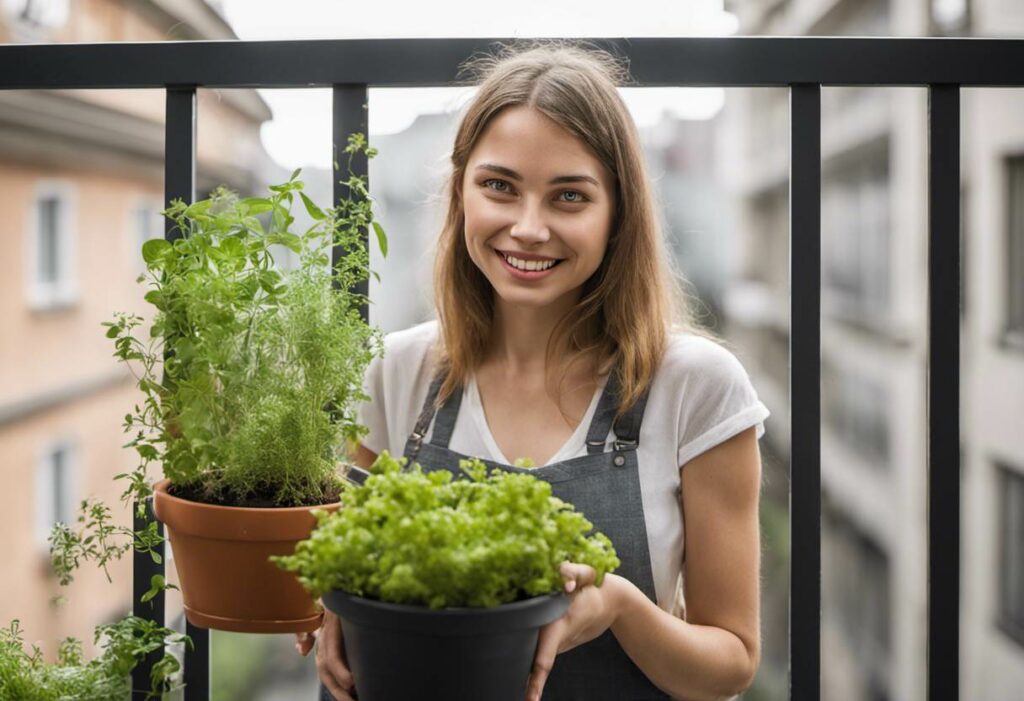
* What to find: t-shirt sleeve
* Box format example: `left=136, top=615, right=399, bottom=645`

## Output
left=675, top=338, right=770, bottom=468
left=353, top=320, right=440, bottom=458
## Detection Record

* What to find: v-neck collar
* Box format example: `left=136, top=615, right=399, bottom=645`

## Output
left=464, top=372, right=610, bottom=467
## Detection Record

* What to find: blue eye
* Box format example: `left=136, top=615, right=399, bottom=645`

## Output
left=483, top=178, right=511, bottom=193
left=482, top=178, right=589, bottom=203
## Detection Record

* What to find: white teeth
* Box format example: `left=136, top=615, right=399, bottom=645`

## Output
left=503, top=254, right=557, bottom=272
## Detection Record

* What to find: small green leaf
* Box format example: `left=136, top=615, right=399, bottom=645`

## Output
left=290, top=167, right=302, bottom=181
left=300, top=192, right=326, bottom=221
left=372, top=221, right=388, bottom=258
left=141, top=239, right=171, bottom=264
left=219, top=237, right=245, bottom=258
left=241, top=197, right=274, bottom=214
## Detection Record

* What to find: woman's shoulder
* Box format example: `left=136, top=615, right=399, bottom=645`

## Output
left=381, top=318, right=440, bottom=358
left=369, top=319, right=441, bottom=389
left=656, top=328, right=756, bottom=390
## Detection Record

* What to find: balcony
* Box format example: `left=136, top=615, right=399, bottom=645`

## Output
left=0, top=35, right=1008, bottom=700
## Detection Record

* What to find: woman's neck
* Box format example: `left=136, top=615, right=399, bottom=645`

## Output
left=486, top=296, right=574, bottom=378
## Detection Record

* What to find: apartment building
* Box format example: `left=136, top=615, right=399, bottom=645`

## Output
left=720, top=0, right=1024, bottom=699
left=0, top=0, right=273, bottom=660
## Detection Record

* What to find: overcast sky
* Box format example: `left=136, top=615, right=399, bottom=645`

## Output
left=218, top=0, right=739, bottom=169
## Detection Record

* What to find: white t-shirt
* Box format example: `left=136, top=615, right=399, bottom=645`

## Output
left=356, top=319, right=770, bottom=617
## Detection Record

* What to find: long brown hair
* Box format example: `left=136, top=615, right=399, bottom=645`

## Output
left=433, top=39, right=719, bottom=421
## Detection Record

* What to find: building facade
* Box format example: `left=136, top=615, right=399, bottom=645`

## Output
left=720, top=0, right=1024, bottom=699
left=0, top=0, right=273, bottom=661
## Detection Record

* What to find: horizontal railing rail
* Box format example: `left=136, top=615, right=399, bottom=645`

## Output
left=1, top=36, right=982, bottom=700
left=0, top=37, right=1023, bottom=87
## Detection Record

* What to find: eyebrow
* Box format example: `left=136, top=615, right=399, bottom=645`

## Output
left=474, top=163, right=600, bottom=188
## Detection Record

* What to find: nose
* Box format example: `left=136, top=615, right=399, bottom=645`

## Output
left=509, top=198, right=550, bottom=245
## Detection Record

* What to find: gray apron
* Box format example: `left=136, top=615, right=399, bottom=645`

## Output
left=321, top=367, right=670, bottom=701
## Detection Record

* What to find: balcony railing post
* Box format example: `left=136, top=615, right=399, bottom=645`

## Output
left=332, top=84, right=371, bottom=324
left=164, top=85, right=211, bottom=701
left=789, top=83, right=822, bottom=701
left=926, top=83, right=961, bottom=701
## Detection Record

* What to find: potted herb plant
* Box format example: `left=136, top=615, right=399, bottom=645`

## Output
left=272, top=451, right=621, bottom=701
left=50, top=133, right=387, bottom=635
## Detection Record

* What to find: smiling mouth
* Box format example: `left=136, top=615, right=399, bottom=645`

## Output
left=495, top=249, right=564, bottom=272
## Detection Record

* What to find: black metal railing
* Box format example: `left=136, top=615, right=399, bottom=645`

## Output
left=1, top=36, right=995, bottom=700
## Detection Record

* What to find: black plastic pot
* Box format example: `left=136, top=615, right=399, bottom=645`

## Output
left=322, top=589, right=570, bottom=701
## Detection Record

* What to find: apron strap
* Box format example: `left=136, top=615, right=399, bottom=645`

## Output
left=584, top=369, right=652, bottom=454
left=414, top=364, right=652, bottom=457
left=409, top=369, right=462, bottom=453
left=584, top=371, right=622, bottom=455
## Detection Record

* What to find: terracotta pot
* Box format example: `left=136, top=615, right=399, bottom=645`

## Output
left=152, top=479, right=340, bottom=633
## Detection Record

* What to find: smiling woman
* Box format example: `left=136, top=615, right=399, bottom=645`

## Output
left=305, top=38, right=769, bottom=701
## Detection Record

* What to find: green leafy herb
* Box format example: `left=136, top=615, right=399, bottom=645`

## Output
left=0, top=617, right=189, bottom=700
left=102, top=131, right=386, bottom=514
left=272, top=451, right=621, bottom=609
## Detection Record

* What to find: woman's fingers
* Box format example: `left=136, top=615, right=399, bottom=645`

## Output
left=525, top=619, right=563, bottom=701
left=559, top=561, right=597, bottom=592
left=295, top=630, right=316, bottom=656
left=315, top=609, right=358, bottom=700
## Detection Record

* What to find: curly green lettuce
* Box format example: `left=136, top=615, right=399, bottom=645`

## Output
left=272, top=451, right=620, bottom=608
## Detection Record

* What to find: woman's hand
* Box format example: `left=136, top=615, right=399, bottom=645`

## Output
left=524, top=562, right=623, bottom=701
left=294, top=607, right=358, bottom=700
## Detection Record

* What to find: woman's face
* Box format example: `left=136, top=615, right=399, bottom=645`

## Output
left=461, top=106, right=617, bottom=311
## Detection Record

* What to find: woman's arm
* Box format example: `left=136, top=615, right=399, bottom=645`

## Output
left=608, top=425, right=762, bottom=701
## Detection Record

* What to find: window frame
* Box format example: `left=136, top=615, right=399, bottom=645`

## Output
left=1004, top=154, right=1024, bottom=350
left=129, top=196, right=165, bottom=277
left=33, top=435, right=79, bottom=552
left=995, top=461, right=1024, bottom=648
left=25, top=179, right=78, bottom=311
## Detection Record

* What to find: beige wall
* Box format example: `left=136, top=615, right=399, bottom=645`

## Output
left=0, top=165, right=156, bottom=405
left=1, top=0, right=270, bottom=664
left=0, top=380, right=138, bottom=659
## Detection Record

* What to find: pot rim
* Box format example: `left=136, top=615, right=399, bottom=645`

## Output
left=153, top=478, right=342, bottom=514
left=322, top=589, right=570, bottom=635
left=326, top=589, right=566, bottom=614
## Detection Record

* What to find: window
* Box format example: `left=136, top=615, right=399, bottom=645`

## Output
left=822, top=359, right=891, bottom=468
left=997, top=463, right=1024, bottom=647
left=26, top=181, right=77, bottom=310
left=822, top=500, right=892, bottom=696
left=822, top=159, right=891, bottom=329
left=34, top=438, right=78, bottom=550
left=1006, top=156, right=1024, bottom=344
left=133, top=201, right=164, bottom=276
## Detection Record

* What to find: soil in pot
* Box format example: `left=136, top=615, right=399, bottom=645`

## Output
left=167, top=479, right=342, bottom=508
left=322, top=589, right=570, bottom=701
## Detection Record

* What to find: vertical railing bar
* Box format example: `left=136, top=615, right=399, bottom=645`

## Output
left=926, top=83, right=961, bottom=701
left=163, top=85, right=211, bottom=701
left=788, top=83, right=822, bottom=701
left=332, top=85, right=371, bottom=323
left=131, top=498, right=165, bottom=696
